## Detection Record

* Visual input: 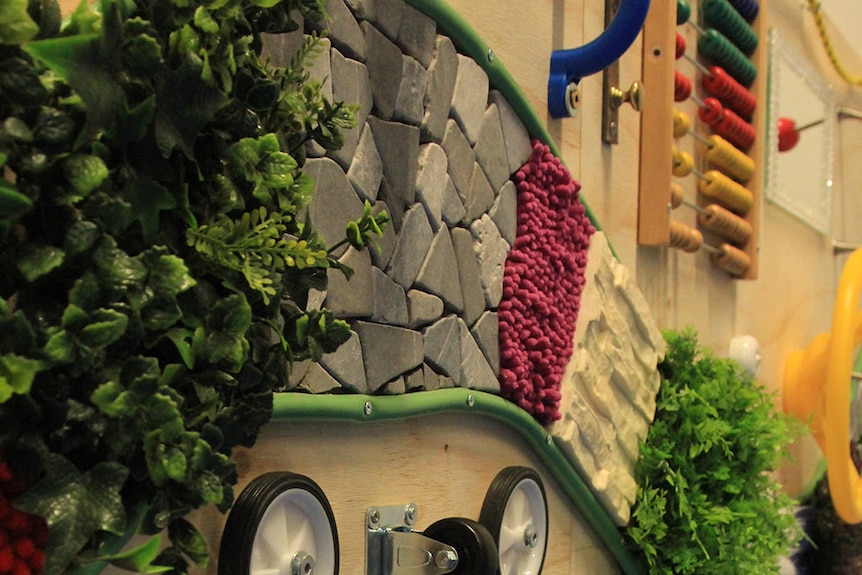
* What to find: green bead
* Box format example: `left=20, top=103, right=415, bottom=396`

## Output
left=676, top=0, right=691, bottom=25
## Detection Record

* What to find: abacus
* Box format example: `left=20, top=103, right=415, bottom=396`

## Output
left=639, top=0, right=767, bottom=279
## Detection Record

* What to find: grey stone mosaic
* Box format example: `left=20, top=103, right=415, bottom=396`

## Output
left=319, top=331, right=368, bottom=392
left=414, top=227, right=464, bottom=313
left=470, top=311, right=500, bottom=375
left=299, top=362, right=343, bottom=393
left=489, top=90, right=532, bottom=174
left=346, top=123, right=383, bottom=202
left=422, top=315, right=461, bottom=379
left=451, top=227, right=486, bottom=328
left=314, top=0, right=366, bottom=62
left=470, top=214, right=509, bottom=307
left=305, top=157, right=366, bottom=254
left=395, top=4, right=437, bottom=67
left=458, top=318, right=499, bottom=391
left=330, top=49, right=373, bottom=168
left=490, top=180, right=517, bottom=247
left=370, top=200, right=397, bottom=269
left=386, top=203, right=433, bottom=288
left=406, top=289, right=444, bottom=328
left=370, top=266, right=409, bottom=326
left=415, top=143, right=448, bottom=232
left=324, top=247, right=374, bottom=318
left=463, top=162, right=495, bottom=225
left=450, top=54, right=489, bottom=145
left=441, top=119, right=475, bottom=201
left=368, top=0, right=404, bottom=40
left=421, top=36, right=458, bottom=143
left=368, top=116, right=419, bottom=210
left=393, top=55, right=427, bottom=125
left=474, top=103, right=510, bottom=192
left=355, top=321, right=424, bottom=391
left=363, top=21, right=403, bottom=119
left=441, top=176, right=467, bottom=227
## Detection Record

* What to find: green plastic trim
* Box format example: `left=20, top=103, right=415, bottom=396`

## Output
left=272, top=389, right=643, bottom=575
left=404, top=0, right=604, bottom=235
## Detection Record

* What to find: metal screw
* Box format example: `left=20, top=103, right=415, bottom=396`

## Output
left=523, top=525, right=538, bottom=548
left=364, top=401, right=373, bottom=416
left=404, top=504, right=417, bottom=526
left=291, top=551, right=315, bottom=575
left=466, top=394, right=475, bottom=407
left=546, top=434, right=553, bottom=446
left=435, top=549, right=458, bottom=570
left=368, top=508, right=380, bottom=528
left=487, top=49, right=495, bottom=62
left=608, top=121, right=618, bottom=138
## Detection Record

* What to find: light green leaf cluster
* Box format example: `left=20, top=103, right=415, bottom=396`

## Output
left=626, top=328, right=802, bottom=575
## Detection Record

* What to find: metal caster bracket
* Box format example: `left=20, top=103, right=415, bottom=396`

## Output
left=366, top=504, right=458, bottom=575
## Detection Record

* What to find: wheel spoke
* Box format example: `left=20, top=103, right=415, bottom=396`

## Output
left=498, top=524, right=520, bottom=555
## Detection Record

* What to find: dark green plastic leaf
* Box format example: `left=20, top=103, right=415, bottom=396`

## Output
left=0, top=353, right=41, bottom=403
left=154, top=60, right=226, bottom=158
left=0, top=180, right=33, bottom=218
left=0, top=57, right=46, bottom=105
left=79, top=309, right=128, bottom=348
left=63, top=153, right=108, bottom=198
left=64, top=220, right=100, bottom=255
left=16, top=244, right=65, bottom=282
left=0, top=0, right=39, bottom=44
left=169, top=518, right=210, bottom=568
left=100, top=535, right=171, bottom=574
left=14, top=454, right=129, bottom=575
left=124, top=177, right=177, bottom=244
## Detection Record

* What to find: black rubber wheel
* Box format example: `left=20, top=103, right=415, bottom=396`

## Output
left=218, top=471, right=338, bottom=575
left=423, top=517, right=499, bottom=575
left=478, top=467, right=548, bottom=575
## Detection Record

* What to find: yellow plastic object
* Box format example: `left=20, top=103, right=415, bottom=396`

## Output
left=784, top=248, right=862, bottom=523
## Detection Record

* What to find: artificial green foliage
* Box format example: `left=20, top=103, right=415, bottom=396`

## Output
left=0, top=0, right=387, bottom=573
left=626, top=329, right=801, bottom=575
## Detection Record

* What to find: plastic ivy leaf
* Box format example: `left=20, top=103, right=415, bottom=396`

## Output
left=98, top=535, right=171, bottom=574
left=0, top=353, right=41, bottom=403
left=124, top=177, right=178, bottom=244
left=0, top=0, right=39, bottom=45
left=169, top=518, right=210, bottom=568
left=16, top=244, right=66, bottom=282
left=14, top=453, right=129, bottom=575
left=61, top=153, right=108, bottom=200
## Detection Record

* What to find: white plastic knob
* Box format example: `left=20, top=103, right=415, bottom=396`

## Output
left=729, top=334, right=761, bottom=377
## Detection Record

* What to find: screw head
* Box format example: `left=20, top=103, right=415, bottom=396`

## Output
left=466, top=394, right=475, bottom=407
left=404, top=503, right=417, bottom=525
left=364, top=401, right=373, bottom=416
left=435, top=549, right=458, bottom=569
left=291, top=551, right=315, bottom=575
left=368, top=508, right=380, bottom=528
left=487, top=49, right=495, bottom=62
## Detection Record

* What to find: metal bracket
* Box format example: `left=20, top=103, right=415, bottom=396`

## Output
left=602, top=0, right=623, bottom=144
left=366, top=504, right=458, bottom=575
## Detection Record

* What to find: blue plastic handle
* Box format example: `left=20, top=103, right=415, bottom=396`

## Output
left=548, top=0, right=651, bottom=118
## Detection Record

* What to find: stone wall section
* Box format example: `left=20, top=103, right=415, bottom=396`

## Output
left=547, top=232, right=666, bottom=526
left=264, top=0, right=667, bottom=528
left=262, top=0, right=533, bottom=396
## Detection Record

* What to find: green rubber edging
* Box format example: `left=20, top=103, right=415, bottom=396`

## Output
left=404, top=0, right=604, bottom=235
left=272, top=389, right=644, bottom=575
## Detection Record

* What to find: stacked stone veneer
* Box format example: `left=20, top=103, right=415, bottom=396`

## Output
left=265, top=0, right=666, bottom=528
left=548, top=232, right=666, bottom=525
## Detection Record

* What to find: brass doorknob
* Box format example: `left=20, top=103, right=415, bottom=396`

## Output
left=609, top=81, right=643, bottom=111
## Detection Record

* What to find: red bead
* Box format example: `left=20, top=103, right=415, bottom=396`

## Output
left=698, top=97, right=723, bottom=124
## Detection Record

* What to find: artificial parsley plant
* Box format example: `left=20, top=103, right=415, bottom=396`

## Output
left=626, top=329, right=801, bottom=575
left=0, top=0, right=387, bottom=573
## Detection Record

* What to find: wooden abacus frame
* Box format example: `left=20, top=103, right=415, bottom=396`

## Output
left=637, top=0, right=768, bottom=279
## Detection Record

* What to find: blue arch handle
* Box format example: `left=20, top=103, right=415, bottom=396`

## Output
left=548, top=0, right=651, bottom=118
